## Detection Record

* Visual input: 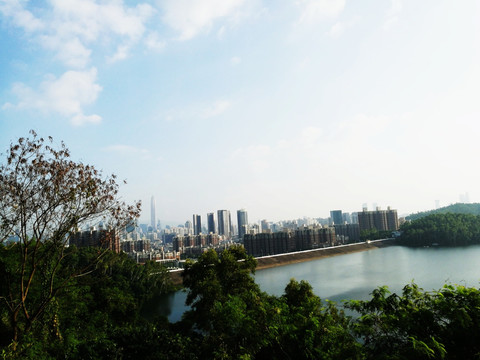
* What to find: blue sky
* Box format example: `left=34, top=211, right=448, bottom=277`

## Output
left=1, top=0, right=480, bottom=225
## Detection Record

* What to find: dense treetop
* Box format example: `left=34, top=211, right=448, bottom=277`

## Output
left=406, top=203, right=480, bottom=221
left=0, top=131, right=141, bottom=350
left=2, top=241, right=480, bottom=358
left=399, top=213, right=480, bottom=247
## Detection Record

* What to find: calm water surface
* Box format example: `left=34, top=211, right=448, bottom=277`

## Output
left=156, top=245, right=480, bottom=322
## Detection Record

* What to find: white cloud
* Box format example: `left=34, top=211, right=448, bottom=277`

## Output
left=231, top=144, right=272, bottom=174
left=327, top=21, right=346, bottom=37
left=144, top=31, right=166, bottom=51
left=296, top=0, right=345, bottom=24
left=230, top=56, right=242, bottom=65
left=103, top=144, right=154, bottom=161
left=162, top=99, right=233, bottom=122
left=202, top=100, right=232, bottom=118
left=160, top=0, right=247, bottom=40
left=1, top=0, right=155, bottom=68
left=106, top=45, right=130, bottom=63
left=231, top=126, right=325, bottom=176
left=71, top=114, right=102, bottom=126
left=0, top=0, right=45, bottom=32
left=217, top=25, right=226, bottom=39
left=1, top=1, right=157, bottom=125
left=327, top=16, right=359, bottom=37
left=48, top=0, right=154, bottom=41
left=5, top=68, right=102, bottom=126
left=299, top=126, right=323, bottom=149
left=45, top=36, right=92, bottom=68
left=384, top=0, right=402, bottom=30
left=387, top=0, right=403, bottom=18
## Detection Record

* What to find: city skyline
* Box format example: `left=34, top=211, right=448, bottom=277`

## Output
left=146, top=199, right=464, bottom=228
left=1, top=1, right=480, bottom=223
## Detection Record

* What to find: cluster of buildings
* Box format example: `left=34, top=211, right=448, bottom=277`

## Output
left=69, top=226, right=120, bottom=252
left=68, top=198, right=401, bottom=263
left=244, top=226, right=336, bottom=257
left=244, top=207, right=400, bottom=257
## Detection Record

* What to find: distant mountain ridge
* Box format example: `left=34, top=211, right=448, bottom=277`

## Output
left=406, top=203, right=480, bottom=221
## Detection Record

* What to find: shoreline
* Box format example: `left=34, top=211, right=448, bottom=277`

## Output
left=168, top=239, right=399, bottom=285
left=255, top=238, right=399, bottom=270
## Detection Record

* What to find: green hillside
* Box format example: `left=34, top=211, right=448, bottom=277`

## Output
left=406, top=203, right=480, bottom=221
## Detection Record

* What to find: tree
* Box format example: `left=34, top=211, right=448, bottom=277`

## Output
left=399, top=213, right=480, bottom=247
left=256, top=279, right=361, bottom=360
left=346, top=283, right=480, bottom=359
left=181, top=248, right=362, bottom=359
left=181, top=246, right=266, bottom=358
left=0, top=131, right=141, bottom=349
left=182, top=245, right=259, bottom=332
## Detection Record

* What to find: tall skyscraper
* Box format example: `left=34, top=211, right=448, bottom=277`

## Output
left=185, top=220, right=193, bottom=235
left=237, top=209, right=249, bottom=239
left=217, top=210, right=231, bottom=238
left=207, top=212, right=216, bottom=234
left=330, top=210, right=343, bottom=225
left=150, top=196, right=156, bottom=231
left=193, top=214, right=202, bottom=235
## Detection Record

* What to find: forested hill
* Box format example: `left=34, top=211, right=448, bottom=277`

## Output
left=406, top=203, right=480, bottom=221
left=400, top=213, right=480, bottom=247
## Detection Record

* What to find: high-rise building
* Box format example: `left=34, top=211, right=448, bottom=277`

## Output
left=358, top=206, right=399, bottom=232
left=207, top=212, right=216, bottom=234
left=237, top=209, right=249, bottom=239
left=260, top=219, right=270, bottom=233
left=334, top=223, right=360, bottom=243
left=193, top=214, right=202, bottom=235
left=342, top=212, right=352, bottom=224
left=217, top=210, right=231, bottom=238
left=150, top=196, right=156, bottom=231
left=244, top=226, right=336, bottom=257
left=330, top=210, right=343, bottom=225
left=70, top=228, right=120, bottom=253
left=185, top=220, right=193, bottom=235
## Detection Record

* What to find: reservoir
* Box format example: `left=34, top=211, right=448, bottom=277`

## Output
left=156, top=244, right=480, bottom=322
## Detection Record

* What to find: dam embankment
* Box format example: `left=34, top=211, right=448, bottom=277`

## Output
left=255, top=238, right=399, bottom=270
left=168, top=238, right=399, bottom=285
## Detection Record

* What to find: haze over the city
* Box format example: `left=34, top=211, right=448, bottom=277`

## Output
left=1, top=0, right=479, bottom=224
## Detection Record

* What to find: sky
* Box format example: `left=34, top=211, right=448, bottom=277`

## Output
left=1, top=0, right=480, bottom=225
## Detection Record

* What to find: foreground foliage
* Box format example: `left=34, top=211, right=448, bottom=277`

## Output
left=2, top=245, right=480, bottom=359
left=347, top=283, right=480, bottom=359
left=0, top=245, right=174, bottom=359
left=0, top=131, right=141, bottom=347
left=182, top=246, right=360, bottom=359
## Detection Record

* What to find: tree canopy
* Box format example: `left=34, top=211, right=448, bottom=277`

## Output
left=406, top=203, right=480, bottom=221
left=0, top=131, right=141, bottom=351
left=399, top=213, right=480, bottom=247
left=347, top=283, right=480, bottom=359
left=2, top=243, right=480, bottom=359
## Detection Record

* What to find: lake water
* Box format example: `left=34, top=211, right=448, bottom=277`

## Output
left=154, top=245, right=480, bottom=322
